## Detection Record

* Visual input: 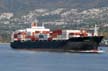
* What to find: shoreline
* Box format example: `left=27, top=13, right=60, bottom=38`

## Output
left=0, top=43, right=10, bottom=44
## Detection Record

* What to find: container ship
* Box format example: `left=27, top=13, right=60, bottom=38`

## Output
left=10, top=22, right=103, bottom=52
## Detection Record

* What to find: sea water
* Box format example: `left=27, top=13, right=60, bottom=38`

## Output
left=0, top=43, right=108, bottom=71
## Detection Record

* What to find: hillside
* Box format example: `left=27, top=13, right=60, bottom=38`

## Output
left=0, top=7, right=108, bottom=42
left=0, top=0, right=108, bottom=15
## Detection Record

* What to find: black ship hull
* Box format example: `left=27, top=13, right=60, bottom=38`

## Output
left=10, top=36, right=103, bottom=51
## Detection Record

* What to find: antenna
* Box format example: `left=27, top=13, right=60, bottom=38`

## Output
left=42, top=22, right=45, bottom=27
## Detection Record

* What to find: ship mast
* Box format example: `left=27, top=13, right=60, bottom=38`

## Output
left=94, top=24, right=98, bottom=36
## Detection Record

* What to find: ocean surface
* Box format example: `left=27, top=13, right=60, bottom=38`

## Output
left=0, top=43, right=108, bottom=71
